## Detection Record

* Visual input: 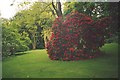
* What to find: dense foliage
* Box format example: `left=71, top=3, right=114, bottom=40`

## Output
left=12, top=2, right=54, bottom=49
left=46, top=11, right=111, bottom=61
left=1, top=2, right=54, bottom=57
left=2, top=19, right=31, bottom=57
left=64, top=2, right=110, bottom=20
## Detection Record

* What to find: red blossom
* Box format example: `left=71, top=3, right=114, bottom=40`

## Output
left=69, top=48, right=75, bottom=52
left=46, top=11, right=111, bottom=61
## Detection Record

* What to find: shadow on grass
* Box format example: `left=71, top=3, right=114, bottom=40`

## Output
left=15, top=52, right=28, bottom=56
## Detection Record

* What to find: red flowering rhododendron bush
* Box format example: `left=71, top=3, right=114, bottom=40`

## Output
left=46, top=11, right=111, bottom=61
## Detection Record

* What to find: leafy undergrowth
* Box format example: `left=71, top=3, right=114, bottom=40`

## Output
left=3, top=43, right=118, bottom=78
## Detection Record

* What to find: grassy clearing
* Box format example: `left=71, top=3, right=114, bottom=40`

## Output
left=2, top=43, right=118, bottom=78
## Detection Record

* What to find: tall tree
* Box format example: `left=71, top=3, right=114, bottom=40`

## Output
left=12, top=2, right=54, bottom=49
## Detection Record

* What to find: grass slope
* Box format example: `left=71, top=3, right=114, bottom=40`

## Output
left=3, top=43, right=118, bottom=78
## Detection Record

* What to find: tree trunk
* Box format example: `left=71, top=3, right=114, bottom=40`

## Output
left=32, top=42, right=36, bottom=50
left=57, top=2, right=62, bottom=16
left=52, top=0, right=62, bottom=17
left=32, top=33, right=36, bottom=50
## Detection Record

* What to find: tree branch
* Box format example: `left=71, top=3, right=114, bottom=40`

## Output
left=52, top=1, right=59, bottom=17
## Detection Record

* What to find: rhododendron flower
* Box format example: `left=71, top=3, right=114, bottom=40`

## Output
left=46, top=11, right=111, bottom=61
left=69, top=48, right=75, bottom=52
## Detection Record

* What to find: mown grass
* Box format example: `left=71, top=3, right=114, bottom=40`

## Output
left=2, top=43, right=118, bottom=78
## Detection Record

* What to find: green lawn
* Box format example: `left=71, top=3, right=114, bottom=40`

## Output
left=2, top=43, right=118, bottom=78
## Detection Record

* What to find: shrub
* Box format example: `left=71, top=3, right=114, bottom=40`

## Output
left=2, top=25, right=30, bottom=57
left=46, top=11, right=111, bottom=61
